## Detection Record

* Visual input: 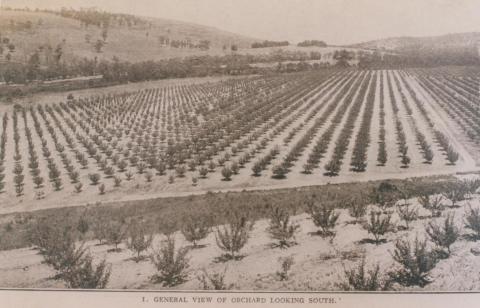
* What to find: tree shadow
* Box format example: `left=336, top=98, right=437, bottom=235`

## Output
left=357, top=238, right=387, bottom=245
left=213, top=254, right=245, bottom=263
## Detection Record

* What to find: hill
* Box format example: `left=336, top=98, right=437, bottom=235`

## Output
left=0, top=8, right=260, bottom=64
left=350, top=32, right=480, bottom=53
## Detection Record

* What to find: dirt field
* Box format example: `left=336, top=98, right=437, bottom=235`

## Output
left=0, top=69, right=478, bottom=215
left=0, top=183, right=479, bottom=291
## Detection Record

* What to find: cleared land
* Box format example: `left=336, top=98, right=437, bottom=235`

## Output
left=0, top=68, right=478, bottom=214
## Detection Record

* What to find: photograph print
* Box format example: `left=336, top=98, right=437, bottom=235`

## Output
left=0, top=0, right=479, bottom=295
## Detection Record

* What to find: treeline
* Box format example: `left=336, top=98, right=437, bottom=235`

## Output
left=297, top=40, right=327, bottom=47
left=358, top=46, right=480, bottom=69
left=251, top=40, right=290, bottom=48
left=1, top=6, right=146, bottom=29
left=0, top=49, right=329, bottom=85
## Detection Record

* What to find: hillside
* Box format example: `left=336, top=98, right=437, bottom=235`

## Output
left=0, top=8, right=260, bottom=64
left=350, top=32, right=480, bottom=53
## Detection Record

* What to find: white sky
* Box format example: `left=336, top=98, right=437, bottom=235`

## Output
left=2, top=0, right=480, bottom=45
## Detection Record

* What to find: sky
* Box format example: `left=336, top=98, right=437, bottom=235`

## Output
left=2, top=0, right=480, bottom=45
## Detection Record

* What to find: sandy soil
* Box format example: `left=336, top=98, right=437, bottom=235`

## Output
left=0, top=181, right=479, bottom=291
left=0, top=70, right=478, bottom=215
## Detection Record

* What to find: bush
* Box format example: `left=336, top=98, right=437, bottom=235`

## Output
left=465, top=205, right=480, bottom=240
left=88, top=173, right=101, bottom=185
left=396, top=204, right=418, bottom=229
left=464, top=178, right=480, bottom=196
left=272, top=164, right=287, bottom=179
left=364, top=211, right=393, bottom=244
left=62, top=255, right=111, bottom=289
left=175, top=165, right=186, bottom=178
left=426, top=213, right=459, bottom=256
left=251, top=162, right=262, bottom=176
left=371, top=182, right=399, bottom=210
left=266, top=207, right=299, bottom=248
left=74, top=182, right=83, bottom=193
left=150, top=237, right=190, bottom=286
left=442, top=182, right=467, bottom=207
left=114, top=176, right=122, bottom=187
left=106, top=220, right=126, bottom=251
left=221, top=166, right=232, bottom=181
left=389, top=236, right=437, bottom=287
left=98, top=183, right=106, bottom=195
left=446, top=146, right=459, bottom=165
left=145, top=171, right=153, bottom=182
left=181, top=213, right=211, bottom=248
left=347, top=197, right=367, bottom=223
left=197, top=267, right=231, bottom=290
left=339, top=258, right=391, bottom=291
left=276, top=256, right=294, bottom=281
left=307, top=201, right=339, bottom=237
left=417, top=194, right=444, bottom=217
left=199, top=166, right=208, bottom=178
left=324, top=160, right=340, bottom=176
left=29, top=220, right=111, bottom=288
left=52, top=177, right=62, bottom=191
left=127, top=220, right=153, bottom=262
left=215, top=209, right=253, bottom=260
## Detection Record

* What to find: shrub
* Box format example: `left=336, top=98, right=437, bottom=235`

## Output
left=401, top=153, right=411, bottom=167
left=127, top=220, right=153, bottom=262
left=150, top=237, right=190, bottom=286
left=97, top=183, right=105, bottom=195
left=251, top=162, right=262, bottom=176
left=339, top=258, right=391, bottom=291
left=426, top=214, right=459, bottom=256
left=396, top=204, right=418, bottom=230
left=272, top=164, right=287, bottom=179
left=389, top=236, right=437, bottom=287
left=181, top=213, right=211, bottom=248
left=125, top=171, right=134, bottom=181
left=88, top=173, right=101, bottom=185
left=208, top=160, right=216, bottom=172
left=33, top=176, right=44, bottom=188
left=30, top=222, right=84, bottom=278
left=199, top=167, right=208, bottom=178
left=106, top=220, right=126, bottom=251
left=74, top=182, right=83, bottom=193
left=231, top=162, right=239, bottom=174
left=30, top=220, right=111, bottom=288
left=77, top=214, right=89, bottom=237
left=117, top=160, right=128, bottom=172
left=417, top=194, right=444, bottom=217
left=276, top=256, right=294, bottom=281
left=307, top=201, right=339, bottom=237
left=266, top=207, right=299, bottom=248
left=324, top=160, right=340, bottom=176
left=52, top=177, right=62, bottom=191
left=137, top=162, right=147, bottom=174
left=371, top=182, right=399, bottom=210
left=114, top=176, right=122, bottom=187
left=221, top=166, right=232, bottom=181
left=464, top=205, right=480, bottom=240
left=347, top=197, right=367, bottom=223
left=197, top=267, right=231, bottom=290
left=446, top=146, right=459, bottom=165
left=215, top=210, right=253, bottom=260
left=62, top=255, right=111, bottom=289
left=442, top=183, right=466, bottom=207
left=145, top=171, right=153, bottom=182
left=175, top=165, right=186, bottom=177
left=364, top=211, right=393, bottom=244
left=464, top=178, right=480, bottom=196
